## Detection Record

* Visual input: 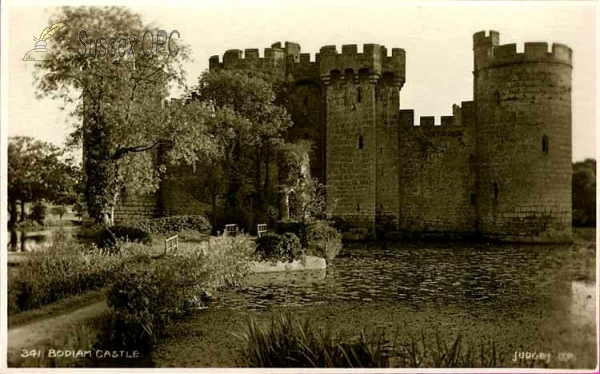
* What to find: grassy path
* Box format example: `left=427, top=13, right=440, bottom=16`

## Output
left=8, top=300, right=108, bottom=361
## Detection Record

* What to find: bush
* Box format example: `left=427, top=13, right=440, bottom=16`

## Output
left=107, top=236, right=254, bottom=348
left=306, top=220, right=343, bottom=261
left=95, top=225, right=153, bottom=250
left=275, top=220, right=308, bottom=246
left=255, top=233, right=303, bottom=263
left=29, top=203, right=47, bottom=225
left=130, top=215, right=212, bottom=236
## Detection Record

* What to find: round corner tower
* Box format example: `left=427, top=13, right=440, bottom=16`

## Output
left=473, top=30, right=573, bottom=242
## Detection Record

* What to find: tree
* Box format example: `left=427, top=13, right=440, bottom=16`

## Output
left=34, top=7, right=191, bottom=226
left=169, top=70, right=292, bottom=230
left=7, top=136, right=73, bottom=226
left=573, top=159, right=596, bottom=227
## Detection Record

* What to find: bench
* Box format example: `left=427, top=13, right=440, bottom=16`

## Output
left=257, top=224, right=267, bottom=237
left=224, top=224, right=238, bottom=237
left=164, top=235, right=178, bottom=255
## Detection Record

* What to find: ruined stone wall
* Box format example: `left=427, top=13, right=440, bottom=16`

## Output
left=473, top=31, right=572, bottom=242
left=398, top=104, right=477, bottom=234
left=114, top=193, right=159, bottom=225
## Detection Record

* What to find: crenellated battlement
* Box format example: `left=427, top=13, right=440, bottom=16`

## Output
left=490, top=42, right=572, bottom=67
left=473, top=30, right=500, bottom=49
left=473, top=31, right=572, bottom=71
left=319, top=44, right=405, bottom=86
left=399, top=104, right=468, bottom=131
left=209, top=42, right=321, bottom=72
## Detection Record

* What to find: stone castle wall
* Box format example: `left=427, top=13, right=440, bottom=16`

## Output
left=397, top=104, right=477, bottom=235
left=113, top=31, right=573, bottom=242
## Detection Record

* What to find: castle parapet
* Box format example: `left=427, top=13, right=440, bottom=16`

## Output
left=474, top=31, right=572, bottom=70
left=491, top=42, right=572, bottom=67
left=400, top=104, right=468, bottom=130
left=319, top=43, right=406, bottom=85
left=209, top=42, right=320, bottom=72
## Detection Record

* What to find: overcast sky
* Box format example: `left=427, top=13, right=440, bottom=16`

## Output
left=5, top=1, right=596, bottom=161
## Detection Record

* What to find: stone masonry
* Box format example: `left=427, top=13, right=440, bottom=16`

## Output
left=116, top=31, right=573, bottom=243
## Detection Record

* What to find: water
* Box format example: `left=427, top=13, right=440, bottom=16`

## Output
left=221, top=242, right=594, bottom=310
left=6, top=227, right=78, bottom=252
left=215, top=241, right=597, bottom=367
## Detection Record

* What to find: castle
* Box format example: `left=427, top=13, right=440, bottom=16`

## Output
left=116, top=31, right=573, bottom=243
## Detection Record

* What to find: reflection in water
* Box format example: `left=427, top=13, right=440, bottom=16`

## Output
left=7, top=228, right=76, bottom=252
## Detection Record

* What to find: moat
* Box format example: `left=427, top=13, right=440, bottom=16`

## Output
left=170, top=239, right=596, bottom=368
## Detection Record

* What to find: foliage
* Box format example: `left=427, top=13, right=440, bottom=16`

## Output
left=275, top=220, right=307, bottom=244
left=255, top=233, right=304, bottom=263
left=50, top=205, right=69, bottom=220
left=130, top=215, right=211, bottom=236
left=29, top=203, right=48, bottom=225
left=306, top=220, right=343, bottom=261
left=8, top=238, right=148, bottom=314
left=572, top=159, right=596, bottom=227
left=168, top=69, right=293, bottom=231
left=35, top=7, right=190, bottom=225
left=8, top=136, right=79, bottom=225
left=236, top=312, right=389, bottom=368
left=198, top=234, right=255, bottom=288
left=107, top=235, right=254, bottom=347
left=395, top=329, right=505, bottom=368
left=237, top=313, right=508, bottom=368
left=95, top=225, right=153, bottom=250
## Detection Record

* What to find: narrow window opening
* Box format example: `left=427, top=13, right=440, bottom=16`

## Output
left=356, top=203, right=361, bottom=212
left=358, top=135, right=364, bottom=150
left=380, top=147, right=383, bottom=155
left=470, top=193, right=476, bottom=205
left=494, top=90, right=500, bottom=106
left=542, top=135, right=549, bottom=154
left=356, top=87, right=362, bottom=103
left=493, top=182, right=499, bottom=199
left=303, top=97, right=308, bottom=108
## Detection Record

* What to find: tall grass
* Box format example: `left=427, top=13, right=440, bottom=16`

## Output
left=8, top=234, right=150, bottom=315
left=236, top=312, right=389, bottom=367
left=237, top=313, right=507, bottom=368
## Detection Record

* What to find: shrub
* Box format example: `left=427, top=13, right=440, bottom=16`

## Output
left=130, top=215, right=212, bottom=236
left=8, top=243, right=124, bottom=313
left=255, top=233, right=303, bottom=263
left=95, top=225, right=153, bottom=250
left=199, top=234, right=255, bottom=288
left=237, top=312, right=389, bottom=368
left=107, top=235, right=253, bottom=348
left=29, top=203, right=47, bottom=225
left=275, top=220, right=307, bottom=245
left=306, top=220, right=343, bottom=261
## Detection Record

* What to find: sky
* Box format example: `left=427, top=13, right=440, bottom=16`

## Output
left=5, top=1, right=597, bottom=161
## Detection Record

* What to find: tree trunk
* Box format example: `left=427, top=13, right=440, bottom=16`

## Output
left=211, top=193, right=218, bottom=235
left=20, top=200, right=26, bottom=222
left=8, top=198, right=17, bottom=227
left=281, top=191, right=290, bottom=221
